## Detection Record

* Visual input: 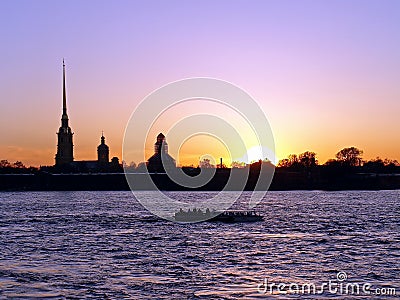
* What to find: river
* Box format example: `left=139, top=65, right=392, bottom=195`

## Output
left=0, top=191, right=399, bottom=299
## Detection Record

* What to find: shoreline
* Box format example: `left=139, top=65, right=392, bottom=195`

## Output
left=1, top=172, right=399, bottom=192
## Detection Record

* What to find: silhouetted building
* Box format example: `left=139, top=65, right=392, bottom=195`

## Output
left=147, top=133, right=176, bottom=172
left=50, top=60, right=121, bottom=173
left=55, top=60, right=74, bottom=166
left=111, top=157, right=120, bottom=168
left=97, top=133, right=109, bottom=164
left=62, top=133, right=121, bottom=173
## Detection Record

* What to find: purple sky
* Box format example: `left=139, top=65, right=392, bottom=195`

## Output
left=0, top=0, right=399, bottom=166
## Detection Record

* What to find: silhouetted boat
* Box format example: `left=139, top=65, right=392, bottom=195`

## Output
left=174, top=209, right=263, bottom=223
left=210, top=210, right=263, bottom=223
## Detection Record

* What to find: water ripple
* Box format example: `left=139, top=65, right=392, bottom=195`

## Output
left=0, top=190, right=399, bottom=299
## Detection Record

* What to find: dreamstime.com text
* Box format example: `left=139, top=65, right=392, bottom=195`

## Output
left=257, top=272, right=396, bottom=296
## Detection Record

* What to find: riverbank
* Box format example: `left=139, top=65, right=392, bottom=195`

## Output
left=1, top=170, right=399, bottom=191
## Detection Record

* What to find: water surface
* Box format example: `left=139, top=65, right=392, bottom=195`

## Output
left=0, top=191, right=399, bottom=299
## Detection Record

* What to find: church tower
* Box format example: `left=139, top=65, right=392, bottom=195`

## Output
left=154, top=133, right=168, bottom=155
left=147, top=133, right=176, bottom=172
left=97, top=132, right=109, bottom=163
left=55, top=59, right=74, bottom=166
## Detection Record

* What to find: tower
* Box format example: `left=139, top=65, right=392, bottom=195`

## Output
left=55, top=59, right=74, bottom=166
left=147, top=133, right=176, bottom=172
left=154, top=133, right=168, bottom=155
left=97, top=132, right=109, bottom=163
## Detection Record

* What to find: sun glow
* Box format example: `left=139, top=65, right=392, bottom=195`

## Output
left=138, top=98, right=276, bottom=167
left=176, top=135, right=231, bottom=167
left=235, top=145, right=278, bottom=165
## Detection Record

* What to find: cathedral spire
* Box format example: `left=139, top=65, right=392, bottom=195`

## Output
left=61, top=59, right=69, bottom=128
left=62, top=58, right=67, bottom=117
left=56, top=59, right=74, bottom=166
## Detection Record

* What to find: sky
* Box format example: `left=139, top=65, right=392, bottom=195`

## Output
left=0, top=0, right=399, bottom=167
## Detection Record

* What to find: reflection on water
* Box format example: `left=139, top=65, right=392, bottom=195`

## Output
left=0, top=191, right=399, bottom=299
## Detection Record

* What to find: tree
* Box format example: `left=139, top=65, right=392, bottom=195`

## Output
left=231, top=161, right=246, bottom=168
left=336, top=147, right=363, bottom=167
left=364, top=157, right=400, bottom=173
left=277, top=158, right=290, bottom=168
left=383, top=158, right=399, bottom=167
left=124, top=161, right=137, bottom=172
left=199, top=158, right=215, bottom=168
left=13, top=161, right=25, bottom=169
left=135, top=162, right=147, bottom=172
left=278, top=154, right=299, bottom=168
left=288, top=154, right=299, bottom=166
left=0, top=160, right=11, bottom=168
left=278, top=152, right=317, bottom=169
left=299, top=151, right=318, bottom=168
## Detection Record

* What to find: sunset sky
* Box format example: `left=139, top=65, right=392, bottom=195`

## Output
left=0, top=0, right=399, bottom=167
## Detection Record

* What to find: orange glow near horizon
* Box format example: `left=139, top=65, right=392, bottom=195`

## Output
left=176, top=135, right=231, bottom=167
left=1, top=96, right=400, bottom=168
left=2, top=128, right=400, bottom=168
left=136, top=98, right=277, bottom=168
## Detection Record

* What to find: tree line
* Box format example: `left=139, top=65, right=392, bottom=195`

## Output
left=1, top=146, right=399, bottom=174
left=277, top=147, right=399, bottom=173
left=0, top=160, right=38, bottom=174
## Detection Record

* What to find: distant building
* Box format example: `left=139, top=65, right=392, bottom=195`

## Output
left=51, top=60, right=121, bottom=173
left=147, top=133, right=176, bottom=172
left=97, top=133, right=109, bottom=164
left=67, top=133, right=115, bottom=172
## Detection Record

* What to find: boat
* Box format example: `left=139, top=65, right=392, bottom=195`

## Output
left=209, top=210, right=264, bottom=223
left=174, top=208, right=263, bottom=223
left=174, top=208, right=216, bottom=222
